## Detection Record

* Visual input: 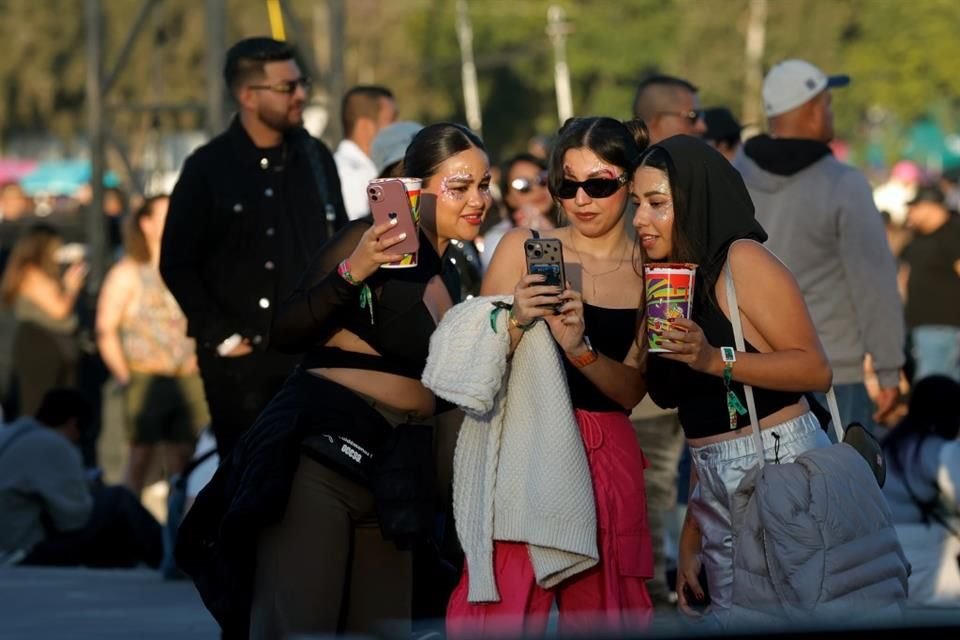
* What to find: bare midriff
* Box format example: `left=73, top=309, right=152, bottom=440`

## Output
left=686, top=397, right=810, bottom=449
left=306, top=328, right=435, bottom=418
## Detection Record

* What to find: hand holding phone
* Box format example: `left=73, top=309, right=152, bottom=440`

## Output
left=367, top=178, right=419, bottom=256
left=524, top=237, right=565, bottom=289
left=677, top=563, right=711, bottom=616
left=523, top=237, right=566, bottom=315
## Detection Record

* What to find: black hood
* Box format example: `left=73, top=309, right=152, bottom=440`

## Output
left=743, top=134, right=832, bottom=176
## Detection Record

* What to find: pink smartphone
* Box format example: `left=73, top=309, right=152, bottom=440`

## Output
left=367, top=178, right=420, bottom=255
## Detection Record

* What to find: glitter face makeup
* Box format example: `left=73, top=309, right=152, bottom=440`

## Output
left=588, top=162, right=616, bottom=178
left=631, top=166, right=675, bottom=259
left=424, top=147, right=492, bottom=246
left=649, top=178, right=673, bottom=221
left=440, top=171, right=474, bottom=201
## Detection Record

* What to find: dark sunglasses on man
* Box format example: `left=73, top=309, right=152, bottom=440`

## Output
left=510, top=172, right=548, bottom=194
left=247, top=77, right=312, bottom=95
left=657, top=109, right=704, bottom=124
left=557, top=173, right=628, bottom=200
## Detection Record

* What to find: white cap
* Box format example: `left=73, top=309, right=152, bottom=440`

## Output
left=762, top=59, right=850, bottom=118
left=371, top=121, right=424, bottom=175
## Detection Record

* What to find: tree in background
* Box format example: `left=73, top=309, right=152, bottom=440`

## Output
left=1, top=0, right=959, bottom=168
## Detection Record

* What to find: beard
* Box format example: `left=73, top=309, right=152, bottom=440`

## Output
left=258, top=102, right=304, bottom=133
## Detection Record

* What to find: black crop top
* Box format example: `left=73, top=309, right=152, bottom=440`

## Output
left=562, top=303, right=638, bottom=414
left=646, top=299, right=802, bottom=439
left=270, top=220, right=460, bottom=380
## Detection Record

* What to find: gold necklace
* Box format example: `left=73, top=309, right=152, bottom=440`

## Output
left=568, top=233, right=630, bottom=298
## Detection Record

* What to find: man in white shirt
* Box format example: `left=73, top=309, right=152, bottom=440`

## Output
left=333, top=86, right=398, bottom=220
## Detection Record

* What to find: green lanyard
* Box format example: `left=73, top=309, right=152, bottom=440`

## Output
left=724, top=364, right=748, bottom=430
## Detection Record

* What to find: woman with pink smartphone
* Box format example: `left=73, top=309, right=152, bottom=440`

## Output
left=180, top=123, right=493, bottom=639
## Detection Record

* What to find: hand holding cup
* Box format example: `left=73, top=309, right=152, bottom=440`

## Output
left=347, top=219, right=408, bottom=282
left=657, top=318, right=721, bottom=374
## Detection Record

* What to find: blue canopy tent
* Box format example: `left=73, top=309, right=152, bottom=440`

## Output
left=18, top=160, right=119, bottom=196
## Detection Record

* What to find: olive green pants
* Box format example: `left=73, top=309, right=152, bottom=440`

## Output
left=249, top=456, right=412, bottom=638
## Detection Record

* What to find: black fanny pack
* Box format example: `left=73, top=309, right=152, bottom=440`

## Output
left=298, top=381, right=435, bottom=547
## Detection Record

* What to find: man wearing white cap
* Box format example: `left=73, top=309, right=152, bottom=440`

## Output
left=733, top=59, right=905, bottom=432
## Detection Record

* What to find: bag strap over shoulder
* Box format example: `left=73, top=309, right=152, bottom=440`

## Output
left=723, top=262, right=766, bottom=468
left=825, top=387, right=844, bottom=442
left=723, top=262, right=845, bottom=469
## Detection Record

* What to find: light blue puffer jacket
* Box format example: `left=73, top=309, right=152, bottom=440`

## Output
left=730, top=443, right=909, bottom=623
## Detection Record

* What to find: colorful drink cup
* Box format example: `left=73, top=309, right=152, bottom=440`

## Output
left=399, top=177, right=422, bottom=225
left=644, top=263, right=697, bottom=353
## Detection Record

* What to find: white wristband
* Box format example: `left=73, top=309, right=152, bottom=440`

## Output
left=216, top=333, right=243, bottom=356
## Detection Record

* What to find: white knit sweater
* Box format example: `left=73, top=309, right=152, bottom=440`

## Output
left=422, top=295, right=598, bottom=603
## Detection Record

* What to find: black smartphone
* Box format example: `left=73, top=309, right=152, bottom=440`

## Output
left=524, top=237, right=565, bottom=288
left=682, top=567, right=711, bottom=612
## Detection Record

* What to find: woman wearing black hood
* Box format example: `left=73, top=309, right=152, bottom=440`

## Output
left=631, top=136, right=832, bottom=617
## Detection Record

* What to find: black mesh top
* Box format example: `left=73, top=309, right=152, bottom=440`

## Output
left=270, top=220, right=460, bottom=380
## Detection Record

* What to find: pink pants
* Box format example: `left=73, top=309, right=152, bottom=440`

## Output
left=447, top=410, right=654, bottom=637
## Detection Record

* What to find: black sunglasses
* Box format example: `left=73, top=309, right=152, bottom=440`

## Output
left=657, top=109, right=704, bottom=124
left=557, top=173, right=628, bottom=200
left=510, top=172, right=548, bottom=193
left=247, top=77, right=312, bottom=95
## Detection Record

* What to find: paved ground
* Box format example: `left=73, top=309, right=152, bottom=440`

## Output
left=2, top=565, right=958, bottom=640
left=0, top=566, right=218, bottom=640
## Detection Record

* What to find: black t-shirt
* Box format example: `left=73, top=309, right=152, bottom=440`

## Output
left=901, top=215, right=960, bottom=329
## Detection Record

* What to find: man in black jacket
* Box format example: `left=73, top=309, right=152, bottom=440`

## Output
left=161, top=38, right=347, bottom=458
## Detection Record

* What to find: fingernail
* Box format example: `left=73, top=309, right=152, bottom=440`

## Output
left=398, top=232, right=407, bottom=240
left=390, top=218, right=398, bottom=225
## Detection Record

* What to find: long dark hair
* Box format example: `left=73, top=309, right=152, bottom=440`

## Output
left=402, top=122, right=486, bottom=186
left=883, top=375, right=960, bottom=479
left=1, top=223, right=62, bottom=305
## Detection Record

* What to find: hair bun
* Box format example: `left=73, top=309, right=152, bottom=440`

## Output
left=622, top=118, right=650, bottom=151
